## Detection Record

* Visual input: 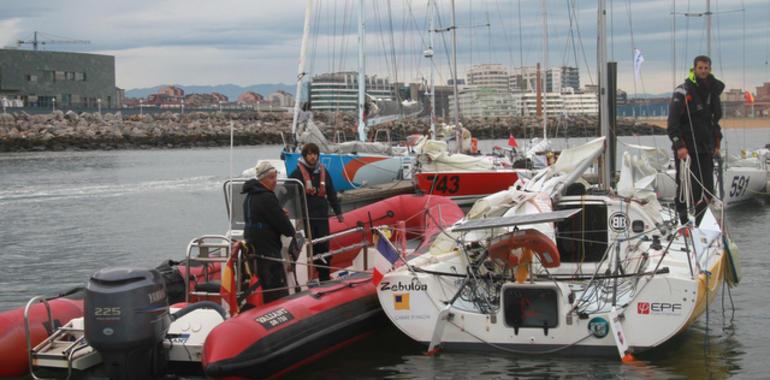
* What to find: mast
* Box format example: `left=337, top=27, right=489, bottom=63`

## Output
left=291, top=0, right=314, bottom=143
left=598, top=0, right=611, bottom=188
left=426, top=0, right=436, bottom=139
left=450, top=0, right=462, bottom=152
left=541, top=0, right=549, bottom=141
left=357, top=0, right=367, bottom=142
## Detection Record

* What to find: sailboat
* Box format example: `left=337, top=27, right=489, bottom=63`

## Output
left=376, top=0, right=739, bottom=359
left=282, top=0, right=413, bottom=192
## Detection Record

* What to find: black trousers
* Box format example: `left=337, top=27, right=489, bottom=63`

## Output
left=674, top=153, right=715, bottom=226
left=309, top=218, right=331, bottom=281
left=245, top=244, right=288, bottom=304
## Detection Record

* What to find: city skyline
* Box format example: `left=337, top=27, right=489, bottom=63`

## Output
left=2, top=0, right=769, bottom=94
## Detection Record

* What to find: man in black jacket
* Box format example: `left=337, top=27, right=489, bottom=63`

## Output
left=242, top=161, right=296, bottom=303
left=289, top=143, right=344, bottom=282
left=667, top=55, right=724, bottom=226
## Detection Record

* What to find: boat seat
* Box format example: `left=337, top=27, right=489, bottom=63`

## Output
left=194, top=281, right=221, bottom=293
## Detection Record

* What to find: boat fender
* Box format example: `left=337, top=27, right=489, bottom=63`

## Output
left=171, top=301, right=226, bottom=321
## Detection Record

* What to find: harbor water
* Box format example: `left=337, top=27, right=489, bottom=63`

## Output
left=1, top=130, right=769, bottom=379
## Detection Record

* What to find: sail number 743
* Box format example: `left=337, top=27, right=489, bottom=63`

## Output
left=427, top=175, right=460, bottom=194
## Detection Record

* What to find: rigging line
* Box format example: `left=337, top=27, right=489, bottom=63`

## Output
left=468, top=0, right=473, bottom=69
left=308, top=0, right=323, bottom=83
left=741, top=0, right=747, bottom=148
left=610, top=0, right=615, bottom=61
left=673, top=0, right=677, bottom=89
left=486, top=11, right=492, bottom=64
left=372, top=0, right=393, bottom=84
left=386, top=0, right=401, bottom=110
left=569, top=0, right=594, bottom=86
left=485, top=0, right=513, bottom=83
left=434, top=1, right=456, bottom=92
left=766, top=0, right=770, bottom=82
left=683, top=0, right=692, bottom=76
left=517, top=0, right=524, bottom=80
left=330, top=0, right=338, bottom=76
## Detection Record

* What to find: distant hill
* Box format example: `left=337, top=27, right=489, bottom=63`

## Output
left=125, top=84, right=295, bottom=101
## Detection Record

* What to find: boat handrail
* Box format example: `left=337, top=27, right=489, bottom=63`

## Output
left=24, top=296, right=54, bottom=380
left=184, top=235, right=232, bottom=303
left=310, top=226, right=365, bottom=245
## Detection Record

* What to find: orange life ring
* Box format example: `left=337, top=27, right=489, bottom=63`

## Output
left=488, top=229, right=560, bottom=269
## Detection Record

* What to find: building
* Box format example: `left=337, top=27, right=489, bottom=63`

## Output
left=418, top=84, right=453, bottom=120
left=268, top=90, right=294, bottom=107
left=466, top=64, right=510, bottom=91
left=159, top=85, right=184, bottom=97
left=562, top=92, right=598, bottom=115
left=514, top=92, right=564, bottom=117
left=309, top=72, right=394, bottom=112
left=0, top=48, right=117, bottom=108
left=449, top=87, right=518, bottom=119
left=756, top=82, right=770, bottom=101
left=559, top=66, right=580, bottom=92
left=237, top=91, right=265, bottom=105
left=510, top=65, right=579, bottom=93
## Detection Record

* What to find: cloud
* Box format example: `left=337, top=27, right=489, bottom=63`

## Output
left=2, top=0, right=769, bottom=93
left=0, top=18, right=23, bottom=48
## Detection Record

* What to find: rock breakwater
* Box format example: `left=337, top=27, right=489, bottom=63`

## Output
left=0, top=110, right=665, bottom=152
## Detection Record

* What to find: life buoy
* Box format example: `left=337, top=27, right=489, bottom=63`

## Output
left=488, top=229, right=560, bottom=269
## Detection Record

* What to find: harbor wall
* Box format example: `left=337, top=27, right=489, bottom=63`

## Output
left=0, top=110, right=665, bottom=152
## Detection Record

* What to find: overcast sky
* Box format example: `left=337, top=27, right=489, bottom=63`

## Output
left=2, top=0, right=769, bottom=94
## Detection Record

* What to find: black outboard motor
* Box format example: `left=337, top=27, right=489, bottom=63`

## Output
left=85, top=267, right=171, bottom=380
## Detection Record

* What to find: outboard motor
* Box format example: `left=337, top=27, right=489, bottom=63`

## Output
left=85, top=267, right=171, bottom=380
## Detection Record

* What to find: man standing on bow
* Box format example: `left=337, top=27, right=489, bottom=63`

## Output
left=667, top=55, right=725, bottom=226
left=242, top=161, right=296, bottom=303
left=290, top=143, right=344, bottom=282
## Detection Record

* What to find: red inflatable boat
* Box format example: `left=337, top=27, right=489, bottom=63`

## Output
left=202, top=194, right=464, bottom=379
left=0, top=262, right=220, bottom=378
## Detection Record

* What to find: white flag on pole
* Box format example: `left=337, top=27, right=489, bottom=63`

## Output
left=633, top=48, right=645, bottom=84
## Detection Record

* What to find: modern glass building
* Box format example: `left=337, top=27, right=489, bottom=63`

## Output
left=0, top=49, right=117, bottom=108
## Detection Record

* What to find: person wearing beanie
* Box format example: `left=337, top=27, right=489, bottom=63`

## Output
left=241, top=161, right=296, bottom=304
left=289, top=143, right=343, bottom=282
left=667, top=55, right=725, bottom=226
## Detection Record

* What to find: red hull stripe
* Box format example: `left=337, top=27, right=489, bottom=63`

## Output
left=415, top=171, right=519, bottom=196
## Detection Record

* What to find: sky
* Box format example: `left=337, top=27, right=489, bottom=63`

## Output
left=2, top=0, right=769, bottom=94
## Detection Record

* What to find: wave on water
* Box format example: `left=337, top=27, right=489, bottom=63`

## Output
left=0, top=175, right=223, bottom=204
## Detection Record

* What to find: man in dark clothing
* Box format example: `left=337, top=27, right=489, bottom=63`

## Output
left=242, top=161, right=296, bottom=303
left=289, top=143, right=344, bottom=282
left=667, top=55, right=725, bottom=226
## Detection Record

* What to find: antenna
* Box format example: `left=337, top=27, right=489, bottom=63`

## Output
left=16, top=31, right=90, bottom=51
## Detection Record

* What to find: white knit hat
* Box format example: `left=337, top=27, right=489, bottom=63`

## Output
left=255, top=161, right=276, bottom=180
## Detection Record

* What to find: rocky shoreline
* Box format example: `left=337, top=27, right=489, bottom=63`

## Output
left=0, top=110, right=665, bottom=152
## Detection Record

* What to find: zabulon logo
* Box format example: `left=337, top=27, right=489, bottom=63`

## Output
left=379, top=279, right=427, bottom=292
left=637, top=301, right=682, bottom=315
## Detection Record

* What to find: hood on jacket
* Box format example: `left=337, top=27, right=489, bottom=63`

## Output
left=687, top=69, right=725, bottom=95
left=242, top=178, right=271, bottom=194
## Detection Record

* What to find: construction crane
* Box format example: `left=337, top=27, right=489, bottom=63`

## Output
left=16, top=31, right=90, bottom=51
